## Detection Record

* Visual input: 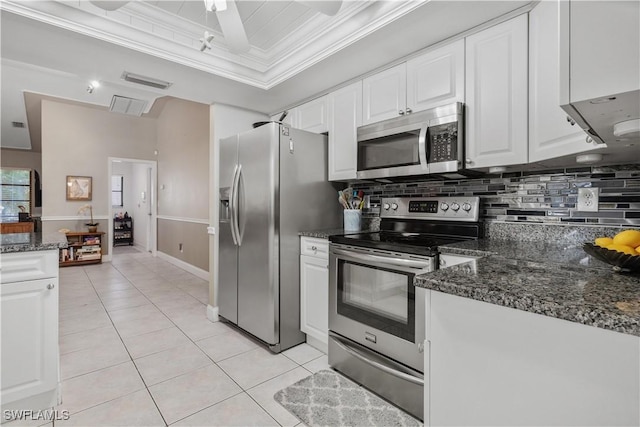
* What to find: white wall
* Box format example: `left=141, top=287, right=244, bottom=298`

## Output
left=131, top=163, right=150, bottom=250
left=209, top=104, right=268, bottom=309
left=41, top=99, right=157, bottom=255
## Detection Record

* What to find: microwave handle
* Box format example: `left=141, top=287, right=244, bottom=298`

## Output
left=418, top=124, right=429, bottom=168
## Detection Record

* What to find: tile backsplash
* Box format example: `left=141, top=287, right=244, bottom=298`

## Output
left=352, top=164, right=640, bottom=227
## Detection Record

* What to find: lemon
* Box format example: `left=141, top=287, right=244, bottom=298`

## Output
left=613, top=229, right=640, bottom=248
left=637, top=246, right=640, bottom=255
left=594, top=237, right=614, bottom=248
left=607, top=244, right=638, bottom=256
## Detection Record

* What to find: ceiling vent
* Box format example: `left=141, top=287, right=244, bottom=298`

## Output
left=121, top=71, right=173, bottom=90
left=11, top=121, right=25, bottom=128
left=109, top=95, right=147, bottom=116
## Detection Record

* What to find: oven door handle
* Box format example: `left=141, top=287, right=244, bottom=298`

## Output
left=331, top=334, right=424, bottom=386
left=332, top=248, right=432, bottom=269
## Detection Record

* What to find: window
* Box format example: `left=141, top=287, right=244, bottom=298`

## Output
left=112, top=175, right=123, bottom=207
left=1, top=168, right=31, bottom=221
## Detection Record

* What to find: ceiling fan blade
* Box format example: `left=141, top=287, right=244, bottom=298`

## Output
left=297, top=0, right=342, bottom=16
left=89, top=1, right=130, bottom=11
left=216, top=0, right=250, bottom=53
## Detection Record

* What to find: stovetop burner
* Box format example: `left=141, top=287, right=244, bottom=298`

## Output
left=330, top=231, right=469, bottom=256
left=329, top=196, right=482, bottom=257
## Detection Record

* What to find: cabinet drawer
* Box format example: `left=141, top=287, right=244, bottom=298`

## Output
left=300, top=237, right=329, bottom=259
left=1, top=251, right=58, bottom=284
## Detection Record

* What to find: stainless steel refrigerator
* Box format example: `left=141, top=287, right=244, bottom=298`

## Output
left=218, top=122, right=341, bottom=352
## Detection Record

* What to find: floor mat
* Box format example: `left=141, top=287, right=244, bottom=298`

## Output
left=274, top=369, right=422, bottom=427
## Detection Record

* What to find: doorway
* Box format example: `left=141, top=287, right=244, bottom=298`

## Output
left=108, top=157, right=157, bottom=259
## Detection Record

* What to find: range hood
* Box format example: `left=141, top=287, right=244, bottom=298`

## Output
left=561, top=90, right=640, bottom=145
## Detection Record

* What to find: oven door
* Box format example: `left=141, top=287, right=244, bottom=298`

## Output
left=328, top=244, right=432, bottom=371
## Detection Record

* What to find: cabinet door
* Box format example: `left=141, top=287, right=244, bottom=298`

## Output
left=566, top=0, right=640, bottom=103
left=407, top=39, right=464, bottom=113
left=295, top=96, right=328, bottom=133
left=427, top=291, right=640, bottom=426
left=465, top=15, right=528, bottom=169
left=328, top=81, right=363, bottom=181
left=300, top=255, right=329, bottom=345
left=362, top=63, right=407, bottom=125
left=1, top=278, right=59, bottom=405
left=529, top=0, right=597, bottom=163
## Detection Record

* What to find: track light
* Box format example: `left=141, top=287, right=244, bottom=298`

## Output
left=87, top=80, right=100, bottom=94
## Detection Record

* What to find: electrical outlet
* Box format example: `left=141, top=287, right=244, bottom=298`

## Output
left=577, top=187, right=599, bottom=212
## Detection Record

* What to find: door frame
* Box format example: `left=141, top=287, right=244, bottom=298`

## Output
left=107, top=157, right=158, bottom=260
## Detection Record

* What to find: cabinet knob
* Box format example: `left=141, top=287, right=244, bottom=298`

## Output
left=311, top=245, right=317, bottom=253
left=586, top=136, right=594, bottom=144
left=405, top=108, right=412, bottom=114
left=47, top=284, right=55, bottom=290
left=418, top=342, right=425, bottom=353
left=466, top=159, right=474, bottom=166
left=398, top=110, right=405, bottom=115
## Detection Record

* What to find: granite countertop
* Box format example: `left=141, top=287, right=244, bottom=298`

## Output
left=0, top=232, right=68, bottom=253
left=415, top=239, right=640, bottom=337
left=299, top=229, right=364, bottom=239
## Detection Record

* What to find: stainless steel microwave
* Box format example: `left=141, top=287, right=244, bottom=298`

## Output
left=356, top=102, right=464, bottom=180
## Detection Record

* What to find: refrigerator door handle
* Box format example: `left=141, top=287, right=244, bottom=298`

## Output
left=229, top=164, right=240, bottom=246
left=236, top=165, right=245, bottom=246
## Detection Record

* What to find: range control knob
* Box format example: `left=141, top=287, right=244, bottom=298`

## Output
left=391, top=203, right=398, bottom=210
left=451, top=203, right=460, bottom=211
left=440, top=202, right=449, bottom=211
left=383, top=203, right=390, bottom=210
left=462, top=202, right=472, bottom=212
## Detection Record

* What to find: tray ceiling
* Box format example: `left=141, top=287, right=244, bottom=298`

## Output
left=1, top=0, right=534, bottom=151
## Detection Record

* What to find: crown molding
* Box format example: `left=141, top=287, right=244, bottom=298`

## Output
left=1, top=0, right=427, bottom=90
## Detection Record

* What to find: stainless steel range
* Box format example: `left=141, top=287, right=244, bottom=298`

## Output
left=328, top=196, right=481, bottom=420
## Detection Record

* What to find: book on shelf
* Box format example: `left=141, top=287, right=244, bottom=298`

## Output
left=78, top=253, right=102, bottom=261
left=83, top=238, right=101, bottom=245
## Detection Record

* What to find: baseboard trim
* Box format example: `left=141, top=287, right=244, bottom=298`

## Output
left=156, top=251, right=209, bottom=281
left=207, top=305, right=219, bottom=322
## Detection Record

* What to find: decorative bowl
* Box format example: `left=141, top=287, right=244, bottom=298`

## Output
left=583, top=243, right=640, bottom=273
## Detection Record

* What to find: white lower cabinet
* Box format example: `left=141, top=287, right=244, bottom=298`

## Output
left=1, top=250, right=60, bottom=412
left=299, top=237, right=329, bottom=352
left=424, top=290, right=639, bottom=426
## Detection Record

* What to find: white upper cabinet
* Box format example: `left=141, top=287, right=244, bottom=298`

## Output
left=561, top=0, right=640, bottom=104
left=294, top=96, right=329, bottom=133
left=406, top=39, right=465, bottom=113
left=272, top=97, right=328, bottom=133
left=529, top=0, right=597, bottom=163
left=465, top=14, right=528, bottom=169
left=362, top=63, right=407, bottom=125
left=328, top=81, right=363, bottom=181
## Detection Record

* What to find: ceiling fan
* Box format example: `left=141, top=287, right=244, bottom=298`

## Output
left=203, top=0, right=343, bottom=53
left=90, top=0, right=343, bottom=54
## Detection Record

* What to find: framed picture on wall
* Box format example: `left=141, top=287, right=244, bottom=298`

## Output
left=66, top=176, right=92, bottom=201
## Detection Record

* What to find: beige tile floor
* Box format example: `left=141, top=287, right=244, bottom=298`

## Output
left=33, top=246, right=329, bottom=426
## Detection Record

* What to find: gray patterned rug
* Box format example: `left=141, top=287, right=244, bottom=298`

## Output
left=274, top=369, right=422, bottom=427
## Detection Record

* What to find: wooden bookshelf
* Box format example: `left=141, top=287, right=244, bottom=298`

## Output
left=113, top=217, right=133, bottom=246
left=59, top=231, right=105, bottom=267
